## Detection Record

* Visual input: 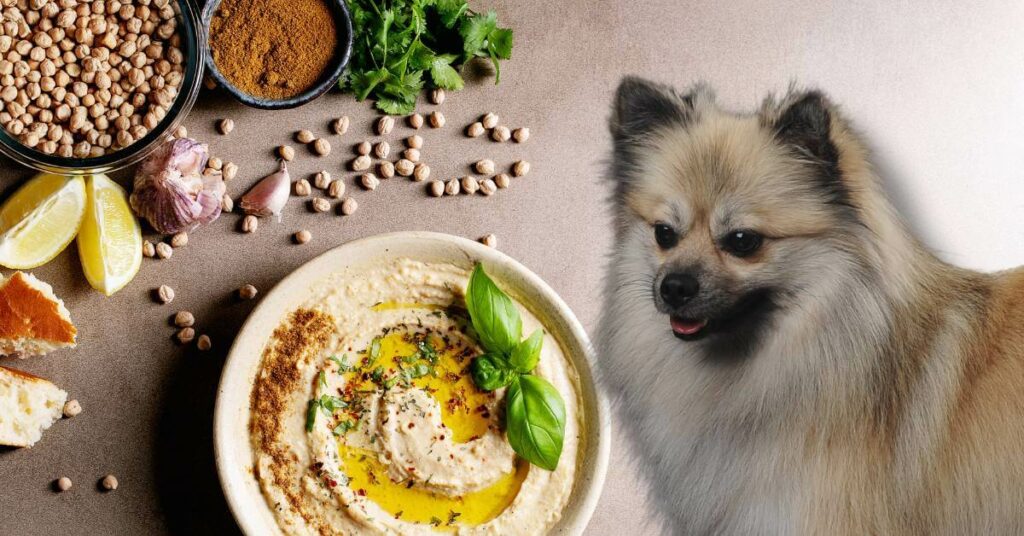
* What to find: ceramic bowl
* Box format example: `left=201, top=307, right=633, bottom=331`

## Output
left=213, top=231, right=610, bottom=535
left=201, top=0, right=353, bottom=110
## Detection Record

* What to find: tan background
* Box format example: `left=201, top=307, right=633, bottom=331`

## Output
left=3, top=0, right=1024, bottom=534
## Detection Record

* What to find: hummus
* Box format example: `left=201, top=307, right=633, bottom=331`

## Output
left=250, top=259, right=582, bottom=535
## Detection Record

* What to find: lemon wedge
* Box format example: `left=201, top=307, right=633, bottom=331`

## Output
left=0, top=173, right=86, bottom=269
left=77, top=174, right=142, bottom=296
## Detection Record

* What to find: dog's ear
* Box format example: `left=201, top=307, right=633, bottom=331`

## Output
left=610, top=77, right=698, bottom=141
left=770, top=91, right=839, bottom=169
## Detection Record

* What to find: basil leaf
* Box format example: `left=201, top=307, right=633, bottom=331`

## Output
left=505, top=375, right=565, bottom=471
left=470, top=353, right=517, bottom=391
left=465, top=264, right=521, bottom=354
left=508, top=329, right=543, bottom=373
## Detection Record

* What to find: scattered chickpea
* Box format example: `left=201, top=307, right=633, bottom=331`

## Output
left=377, top=161, right=395, bottom=179
left=311, top=197, right=330, bottom=213
left=208, top=157, right=224, bottom=171
left=176, top=327, right=195, bottom=344
left=428, top=180, right=444, bottom=197
left=239, top=284, right=258, bottom=300
left=430, top=88, right=446, bottom=105
left=461, top=176, right=479, bottom=195
left=197, top=334, right=212, bottom=351
left=294, top=178, right=312, bottom=196
left=407, top=113, right=423, bottom=129
left=328, top=180, right=345, bottom=199
left=241, top=214, right=258, bottom=233
left=512, top=160, right=530, bottom=177
left=155, top=242, right=173, bottom=259
left=142, top=241, right=155, bottom=258
left=481, top=112, right=499, bottom=129
left=312, top=138, right=331, bottom=156
left=413, top=163, right=430, bottom=182
left=474, top=159, right=495, bottom=175
left=479, top=178, right=497, bottom=196
left=494, top=173, right=511, bottom=189
left=314, top=171, right=332, bottom=189
left=429, top=111, right=445, bottom=128
left=222, top=162, right=238, bottom=181
left=295, top=129, right=315, bottom=144
left=374, top=141, right=390, bottom=159
left=406, top=135, right=423, bottom=149
left=512, top=127, right=530, bottom=143
left=351, top=155, right=371, bottom=171
left=340, top=197, right=358, bottom=216
left=360, top=173, right=380, bottom=190
left=491, top=125, right=511, bottom=142
left=356, top=141, right=371, bottom=155
left=466, top=122, right=485, bottom=138
left=395, top=159, right=415, bottom=177
left=278, top=145, right=295, bottom=161
left=173, top=125, right=187, bottom=138
left=294, top=230, right=312, bottom=244
left=222, top=194, right=234, bottom=213
left=63, top=399, right=82, bottom=418
left=444, top=178, right=461, bottom=196
left=376, top=116, right=394, bottom=135
left=100, top=475, right=118, bottom=492
left=169, top=232, right=188, bottom=248
left=55, top=477, right=73, bottom=492
left=174, top=311, right=195, bottom=328
left=218, top=119, right=234, bottom=135
left=480, top=234, right=498, bottom=248
left=156, top=285, right=175, bottom=304
left=400, top=148, right=419, bottom=163
left=331, top=116, right=350, bottom=135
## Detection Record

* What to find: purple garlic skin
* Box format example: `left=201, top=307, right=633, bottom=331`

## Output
left=129, top=137, right=225, bottom=234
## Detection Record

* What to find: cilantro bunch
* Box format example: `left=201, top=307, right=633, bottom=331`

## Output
left=342, top=0, right=514, bottom=114
left=465, top=264, right=566, bottom=471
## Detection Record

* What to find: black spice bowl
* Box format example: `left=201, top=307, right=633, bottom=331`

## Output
left=200, top=0, right=353, bottom=110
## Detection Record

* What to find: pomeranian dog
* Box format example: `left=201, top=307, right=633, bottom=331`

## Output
left=597, top=77, right=1024, bottom=535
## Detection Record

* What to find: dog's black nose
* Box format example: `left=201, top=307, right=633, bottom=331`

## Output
left=660, top=273, right=699, bottom=306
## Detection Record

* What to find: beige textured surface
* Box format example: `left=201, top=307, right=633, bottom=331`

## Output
left=2, top=0, right=1024, bottom=534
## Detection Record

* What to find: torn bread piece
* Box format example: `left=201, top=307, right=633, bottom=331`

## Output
left=0, top=272, right=77, bottom=358
left=0, top=366, right=67, bottom=447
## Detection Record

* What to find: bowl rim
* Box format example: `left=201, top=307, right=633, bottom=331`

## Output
left=0, top=0, right=206, bottom=174
left=213, top=231, right=611, bottom=535
left=201, top=0, right=354, bottom=110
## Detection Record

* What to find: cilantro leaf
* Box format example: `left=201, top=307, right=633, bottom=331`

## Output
left=430, top=55, right=465, bottom=90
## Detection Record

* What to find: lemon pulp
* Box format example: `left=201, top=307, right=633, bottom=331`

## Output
left=77, top=174, right=142, bottom=296
left=335, top=310, right=528, bottom=529
left=0, top=173, right=85, bottom=269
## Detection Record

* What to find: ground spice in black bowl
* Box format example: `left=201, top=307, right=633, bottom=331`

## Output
left=209, top=0, right=339, bottom=100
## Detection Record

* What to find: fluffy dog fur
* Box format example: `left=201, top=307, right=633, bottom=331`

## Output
left=598, top=77, right=1024, bottom=535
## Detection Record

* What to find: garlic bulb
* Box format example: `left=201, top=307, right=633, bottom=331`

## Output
left=240, top=161, right=290, bottom=219
left=129, top=137, right=224, bottom=234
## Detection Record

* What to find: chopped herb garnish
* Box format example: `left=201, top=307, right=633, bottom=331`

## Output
left=305, top=399, right=319, bottom=432
left=370, top=337, right=382, bottom=360
left=329, top=354, right=353, bottom=372
left=333, top=419, right=357, bottom=436
left=318, top=370, right=328, bottom=389
left=447, top=510, right=462, bottom=526
left=429, top=516, right=443, bottom=527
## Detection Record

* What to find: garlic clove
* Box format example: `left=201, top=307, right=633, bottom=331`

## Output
left=240, top=160, right=291, bottom=219
left=129, top=137, right=222, bottom=235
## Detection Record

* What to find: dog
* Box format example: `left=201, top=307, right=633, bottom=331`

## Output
left=597, top=77, right=1024, bottom=535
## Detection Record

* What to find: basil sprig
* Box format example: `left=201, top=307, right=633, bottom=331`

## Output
left=465, top=264, right=566, bottom=471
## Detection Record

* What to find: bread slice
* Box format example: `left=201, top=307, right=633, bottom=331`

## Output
left=0, top=366, right=67, bottom=447
left=0, top=271, right=77, bottom=358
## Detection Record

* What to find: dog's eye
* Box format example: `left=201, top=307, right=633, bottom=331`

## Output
left=722, top=230, right=763, bottom=257
left=654, top=223, right=679, bottom=249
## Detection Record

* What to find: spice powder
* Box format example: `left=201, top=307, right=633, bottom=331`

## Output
left=209, top=0, right=338, bottom=99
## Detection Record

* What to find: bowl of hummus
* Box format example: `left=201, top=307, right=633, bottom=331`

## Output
left=214, top=231, right=609, bottom=535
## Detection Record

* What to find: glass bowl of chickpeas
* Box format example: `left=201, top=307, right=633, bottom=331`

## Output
left=0, top=0, right=204, bottom=174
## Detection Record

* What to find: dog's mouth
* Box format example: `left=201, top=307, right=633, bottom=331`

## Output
left=670, top=316, right=709, bottom=340
left=667, top=289, right=778, bottom=343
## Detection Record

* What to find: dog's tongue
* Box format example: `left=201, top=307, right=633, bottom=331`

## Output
left=671, top=317, right=708, bottom=336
